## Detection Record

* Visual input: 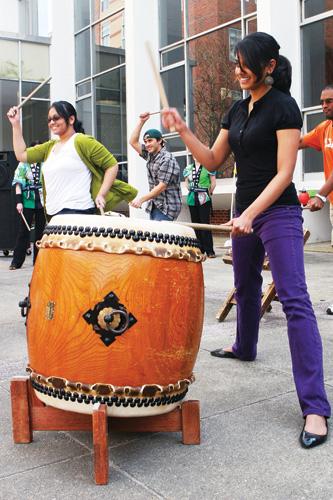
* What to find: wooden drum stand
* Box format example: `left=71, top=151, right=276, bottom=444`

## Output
left=10, top=377, right=200, bottom=485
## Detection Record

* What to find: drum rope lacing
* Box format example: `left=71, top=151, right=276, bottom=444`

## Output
left=27, top=367, right=194, bottom=409
left=42, top=224, right=200, bottom=247
left=30, top=378, right=188, bottom=408
left=37, top=225, right=205, bottom=262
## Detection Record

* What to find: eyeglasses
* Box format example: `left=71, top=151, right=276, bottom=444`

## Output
left=320, top=98, right=333, bottom=106
left=47, top=115, right=61, bottom=123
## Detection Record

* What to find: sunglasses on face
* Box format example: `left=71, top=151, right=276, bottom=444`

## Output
left=320, top=98, right=333, bottom=105
left=47, top=115, right=62, bottom=123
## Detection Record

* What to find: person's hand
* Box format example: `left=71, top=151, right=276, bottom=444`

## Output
left=139, top=112, right=150, bottom=123
left=16, top=203, right=23, bottom=214
left=161, top=108, right=186, bottom=133
left=229, top=213, right=254, bottom=237
left=7, top=106, right=20, bottom=125
left=95, top=193, right=106, bottom=210
left=307, top=197, right=324, bottom=212
left=129, top=197, right=143, bottom=209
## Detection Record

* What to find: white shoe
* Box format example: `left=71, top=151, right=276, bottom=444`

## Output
left=327, top=304, right=333, bottom=315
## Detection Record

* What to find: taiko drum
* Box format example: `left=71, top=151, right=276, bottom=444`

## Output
left=26, top=215, right=204, bottom=417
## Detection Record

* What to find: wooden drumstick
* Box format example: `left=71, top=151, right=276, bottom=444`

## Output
left=17, top=76, right=52, bottom=110
left=145, top=42, right=176, bottom=132
left=177, top=221, right=232, bottom=233
left=99, top=207, right=105, bottom=216
left=20, top=212, right=31, bottom=231
left=149, top=110, right=162, bottom=116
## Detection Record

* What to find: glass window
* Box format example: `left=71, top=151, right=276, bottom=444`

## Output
left=19, top=0, right=48, bottom=37
left=0, top=0, right=49, bottom=37
left=22, top=81, right=50, bottom=99
left=75, top=29, right=91, bottom=81
left=37, top=0, right=51, bottom=36
left=187, top=0, right=241, bottom=37
left=303, top=0, right=333, bottom=19
left=188, top=27, right=240, bottom=147
left=165, top=136, right=186, bottom=152
left=95, top=67, right=126, bottom=160
left=161, top=65, right=185, bottom=124
left=303, top=112, right=326, bottom=174
left=228, top=28, right=242, bottom=62
left=159, top=0, right=184, bottom=47
left=21, top=43, right=49, bottom=81
left=74, top=0, right=90, bottom=31
left=173, top=154, right=187, bottom=181
left=0, top=1, right=19, bottom=36
left=76, top=97, right=93, bottom=135
left=161, top=46, right=184, bottom=67
left=0, top=40, right=19, bottom=79
left=117, top=162, right=128, bottom=182
left=77, top=81, right=92, bottom=98
left=92, top=13, right=125, bottom=74
left=246, top=16, right=257, bottom=34
left=302, top=18, right=333, bottom=107
left=93, top=0, right=125, bottom=21
left=22, top=100, right=50, bottom=146
left=0, top=80, right=19, bottom=150
left=243, top=0, right=257, bottom=15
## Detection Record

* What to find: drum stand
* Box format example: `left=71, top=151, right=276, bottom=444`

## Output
left=10, top=377, right=200, bottom=485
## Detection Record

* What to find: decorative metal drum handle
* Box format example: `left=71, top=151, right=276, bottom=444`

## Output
left=18, top=296, right=31, bottom=318
left=103, top=309, right=130, bottom=335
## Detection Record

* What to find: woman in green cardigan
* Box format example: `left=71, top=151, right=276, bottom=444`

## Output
left=7, top=101, right=137, bottom=218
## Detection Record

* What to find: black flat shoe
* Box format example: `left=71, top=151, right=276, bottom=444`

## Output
left=299, top=421, right=328, bottom=449
left=210, top=349, right=236, bottom=359
left=207, top=253, right=216, bottom=258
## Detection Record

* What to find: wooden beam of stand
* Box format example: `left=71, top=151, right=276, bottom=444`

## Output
left=177, top=221, right=232, bottom=233
left=10, top=378, right=32, bottom=443
left=93, top=404, right=109, bottom=485
left=17, top=76, right=52, bottom=110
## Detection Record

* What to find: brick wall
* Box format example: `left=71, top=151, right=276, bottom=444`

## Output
left=211, top=209, right=230, bottom=225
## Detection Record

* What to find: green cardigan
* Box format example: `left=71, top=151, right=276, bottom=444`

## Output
left=26, top=133, right=137, bottom=212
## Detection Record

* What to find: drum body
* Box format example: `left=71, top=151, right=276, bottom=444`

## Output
left=27, top=215, right=204, bottom=417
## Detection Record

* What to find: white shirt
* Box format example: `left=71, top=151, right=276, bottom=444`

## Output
left=42, top=134, right=95, bottom=215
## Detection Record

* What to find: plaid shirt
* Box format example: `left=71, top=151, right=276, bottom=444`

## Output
left=141, top=145, right=182, bottom=219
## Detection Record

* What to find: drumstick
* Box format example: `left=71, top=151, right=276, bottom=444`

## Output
left=149, top=110, right=162, bottom=116
left=17, top=76, right=52, bottom=110
left=145, top=42, right=176, bottom=132
left=177, top=221, right=232, bottom=233
left=20, top=212, right=31, bottom=231
left=145, top=42, right=169, bottom=108
left=99, top=207, right=105, bottom=216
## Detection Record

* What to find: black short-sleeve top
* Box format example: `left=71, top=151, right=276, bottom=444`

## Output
left=221, top=87, right=302, bottom=213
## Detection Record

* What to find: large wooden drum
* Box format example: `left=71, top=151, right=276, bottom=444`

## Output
left=26, top=215, right=204, bottom=417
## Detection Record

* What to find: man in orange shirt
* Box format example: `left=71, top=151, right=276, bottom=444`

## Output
left=300, top=85, right=333, bottom=314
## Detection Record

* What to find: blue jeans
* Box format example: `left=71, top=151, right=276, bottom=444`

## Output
left=231, top=206, right=331, bottom=417
left=150, top=206, right=173, bottom=221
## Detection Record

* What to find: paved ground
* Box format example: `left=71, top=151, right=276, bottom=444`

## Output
left=0, top=237, right=332, bottom=499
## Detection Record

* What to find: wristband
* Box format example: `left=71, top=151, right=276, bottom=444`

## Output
left=15, top=193, right=23, bottom=204
left=315, top=194, right=327, bottom=203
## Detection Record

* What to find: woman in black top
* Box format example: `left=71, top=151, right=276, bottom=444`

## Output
left=162, top=32, right=330, bottom=448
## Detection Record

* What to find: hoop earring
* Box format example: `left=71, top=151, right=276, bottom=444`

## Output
left=264, top=74, right=274, bottom=86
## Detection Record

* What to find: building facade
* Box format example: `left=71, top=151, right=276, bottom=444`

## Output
left=0, top=0, right=332, bottom=240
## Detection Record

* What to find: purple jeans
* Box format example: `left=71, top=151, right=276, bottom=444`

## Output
left=231, top=205, right=331, bottom=417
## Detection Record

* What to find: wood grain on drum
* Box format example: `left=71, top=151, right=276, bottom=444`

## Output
left=27, top=247, right=204, bottom=390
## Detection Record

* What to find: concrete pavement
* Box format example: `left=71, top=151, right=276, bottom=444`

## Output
left=0, top=238, right=332, bottom=499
